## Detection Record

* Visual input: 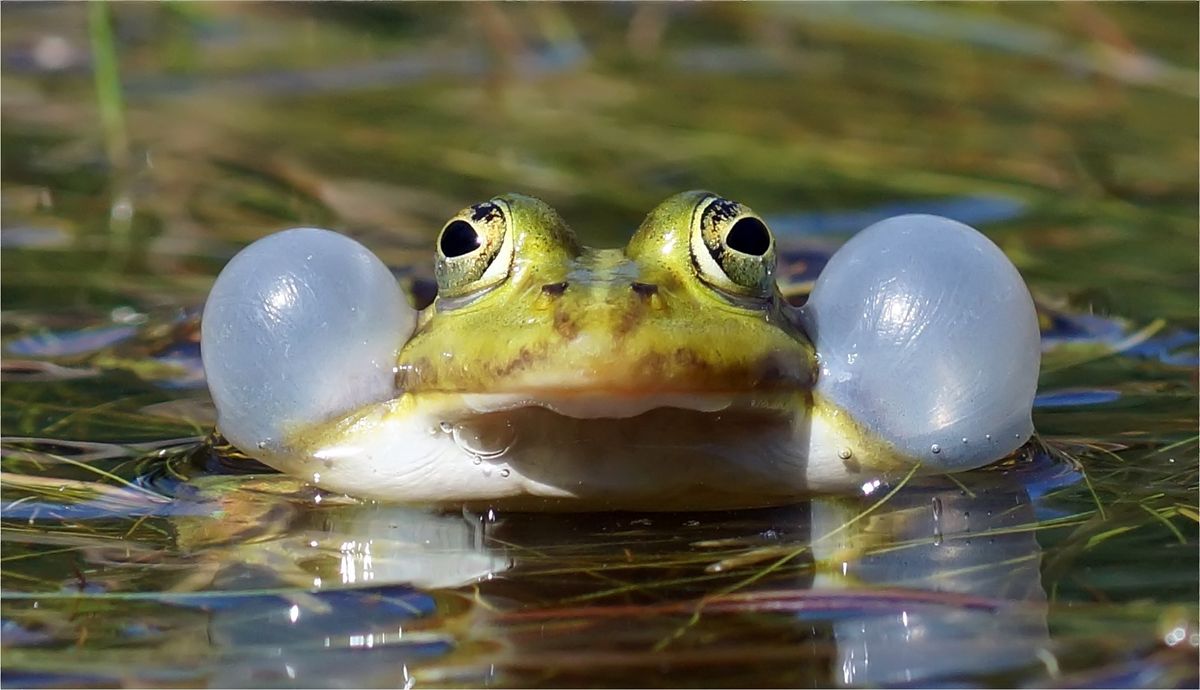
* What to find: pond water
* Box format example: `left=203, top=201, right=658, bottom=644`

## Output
left=2, top=4, right=1197, bottom=687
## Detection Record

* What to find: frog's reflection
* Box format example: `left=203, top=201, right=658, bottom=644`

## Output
left=300, top=471, right=1047, bottom=687
left=809, top=478, right=1048, bottom=686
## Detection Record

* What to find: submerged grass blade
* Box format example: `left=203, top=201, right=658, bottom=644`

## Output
left=1176, top=506, right=1199, bottom=522
left=1139, top=434, right=1199, bottom=460
left=1084, top=524, right=1139, bottom=550
left=1078, top=463, right=1109, bottom=520
left=1137, top=503, right=1187, bottom=545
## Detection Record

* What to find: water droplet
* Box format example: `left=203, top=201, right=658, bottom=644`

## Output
left=312, top=472, right=321, bottom=483
left=985, top=434, right=992, bottom=441
left=930, top=443, right=941, bottom=454
left=961, top=437, right=969, bottom=444
left=257, top=440, right=267, bottom=449
left=472, top=458, right=482, bottom=466
left=452, top=419, right=517, bottom=460
left=860, top=479, right=882, bottom=495
left=838, top=448, right=853, bottom=460
left=499, top=468, right=510, bottom=478
left=438, top=421, right=454, bottom=434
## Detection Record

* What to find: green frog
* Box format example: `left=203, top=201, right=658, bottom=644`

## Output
left=201, top=192, right=1042, bottom=510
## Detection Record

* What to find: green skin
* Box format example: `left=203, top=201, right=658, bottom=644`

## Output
left=397, top=192, right=817, bottom=401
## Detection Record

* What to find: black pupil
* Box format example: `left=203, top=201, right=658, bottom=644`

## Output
left=725, top=217, right=771, bottom=256
left=440, top=220, right=482, bottom=258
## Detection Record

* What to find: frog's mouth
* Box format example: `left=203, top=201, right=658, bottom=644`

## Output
left=457, top=391, right=762, bottom=420
left=402, top=386, right=807, bottom=424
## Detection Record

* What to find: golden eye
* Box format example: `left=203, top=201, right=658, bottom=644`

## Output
left=690, top=195, right=777, bottom=298
left=435, top=199, right=515, bottom=298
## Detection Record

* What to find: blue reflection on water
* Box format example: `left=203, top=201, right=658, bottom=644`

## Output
left=6, top=325, right=138, bottom=357
left=767, top=195, right=1026, bottom=237
left=1034, top=389, right=1121, bottom=408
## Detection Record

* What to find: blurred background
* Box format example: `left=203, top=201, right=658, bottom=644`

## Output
left=3, top=2, right=1197, bottom=322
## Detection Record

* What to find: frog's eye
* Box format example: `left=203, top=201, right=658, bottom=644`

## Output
left=690, top=196, right=777, bottom=299
left=435, top=199, right=515, bottom=298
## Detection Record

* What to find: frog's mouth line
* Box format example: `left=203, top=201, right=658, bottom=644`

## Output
left=447, top=391, right=802, bottom=420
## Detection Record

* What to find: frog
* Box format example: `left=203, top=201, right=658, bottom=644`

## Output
left=200, top=192, right=1042, bottom=510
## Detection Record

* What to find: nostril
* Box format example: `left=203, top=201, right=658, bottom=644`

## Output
left=631, top=282, right=658, bottom=297
left=541, top=281, right=568, bottom=296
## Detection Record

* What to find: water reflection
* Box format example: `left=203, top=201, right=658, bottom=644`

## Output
left=809, top=478, right=1048, bottom=686
left=2, top=455, right=1049, bottom=686
left=282, top=471, right=1047, bottom=686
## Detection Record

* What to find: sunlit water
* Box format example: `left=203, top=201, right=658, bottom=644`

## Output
left=2, top=4, right=1197, bottom=687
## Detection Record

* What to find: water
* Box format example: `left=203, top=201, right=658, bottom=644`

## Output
left=2, top=4, right=1197, bottom=687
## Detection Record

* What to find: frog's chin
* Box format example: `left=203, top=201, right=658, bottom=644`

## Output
left=262, top=397, right=915, bottom=510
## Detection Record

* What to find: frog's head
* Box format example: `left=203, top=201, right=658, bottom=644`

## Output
left=395, top=192, right=815, bottom=419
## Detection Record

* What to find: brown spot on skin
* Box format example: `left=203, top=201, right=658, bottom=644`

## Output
left=668, top=348, right=718, bottom=381
left=634, top=351, right=668, bottom=381
left=553, top=309, right=580, bottom=340
left=613, top=304, right=643, bottom=340
left=673, top=347, right=708, bottom=371
left=496, top=346, right=536, bottom=378
left=753, top=352, right=815, bottom=388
